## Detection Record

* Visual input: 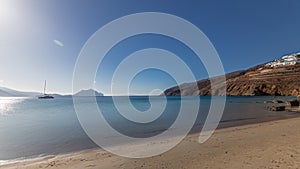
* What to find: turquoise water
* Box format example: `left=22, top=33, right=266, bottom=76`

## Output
left=0, top=96, right=298, bottom=161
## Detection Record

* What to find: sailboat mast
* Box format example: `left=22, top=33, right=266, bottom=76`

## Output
left=38, top=80, right=53, bottom=99
left=44, top=80, right=46, bottom=95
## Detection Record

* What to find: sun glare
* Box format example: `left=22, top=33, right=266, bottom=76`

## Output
left=0, top=98, right=23, bottom=115
left=0, top=0, right=17, bottom=24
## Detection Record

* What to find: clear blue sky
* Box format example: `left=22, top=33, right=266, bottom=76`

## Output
left=1, top=0, right=300, bottom=95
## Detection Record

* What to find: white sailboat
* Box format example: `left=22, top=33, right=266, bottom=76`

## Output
left=38, top=80, right=54, bottom=99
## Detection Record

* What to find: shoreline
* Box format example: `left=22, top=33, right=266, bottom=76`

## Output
left=1, top=110, right=299, bottom=166
left=2, top=116, right=300, bottom=168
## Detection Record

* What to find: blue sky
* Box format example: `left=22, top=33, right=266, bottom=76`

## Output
left=1, top=0, right=300, bottom=95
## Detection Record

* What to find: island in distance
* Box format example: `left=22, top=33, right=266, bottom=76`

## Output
left=73, top=89, right=104, bottom=97
left=164, top=52, right=300, bottom=96
left=0, top=87, right=103, bottom=97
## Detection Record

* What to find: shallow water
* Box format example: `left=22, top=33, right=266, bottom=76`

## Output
left=0, top=96, right=298, bottom=161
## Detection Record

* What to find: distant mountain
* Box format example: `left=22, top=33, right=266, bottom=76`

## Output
left=74, top=89, right=104, bottom=97
left=0, top=87, right=67, bottom=97
left=164, top=53, right=300, bottom=96
left=50, top=94, right=69, bottom=98
left=0, top=89, right=12, bottom=97
left=0, top=87, right=103, bottom=97
left=0, top=87, right=40, bottom=97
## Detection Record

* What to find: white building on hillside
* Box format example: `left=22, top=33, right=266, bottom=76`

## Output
left=265, top=52, right=300, bottom=67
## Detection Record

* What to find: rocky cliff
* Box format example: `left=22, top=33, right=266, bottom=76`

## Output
left=163, top=64, right=300, bottom=96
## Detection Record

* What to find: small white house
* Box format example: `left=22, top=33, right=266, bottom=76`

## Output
left=283, top=55, right=297, bottom=62
left=265, top=53, right=300, bottom=67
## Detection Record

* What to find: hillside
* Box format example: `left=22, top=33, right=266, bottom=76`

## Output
left=163, top=63, right=300, bottom=96
left=0, top=87, right=41, bottom=97
left=0, top=87, right=104, bottom=97
left=0, top=89, right=12, bottom=97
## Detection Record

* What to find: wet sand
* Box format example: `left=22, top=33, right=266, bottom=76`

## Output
left=2, top=117, right=300, bottom=169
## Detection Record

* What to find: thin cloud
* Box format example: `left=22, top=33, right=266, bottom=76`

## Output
left=53, top=39, right=64, bottom=47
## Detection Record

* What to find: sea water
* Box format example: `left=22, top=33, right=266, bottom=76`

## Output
left=0, top=96, right=298, bottom=162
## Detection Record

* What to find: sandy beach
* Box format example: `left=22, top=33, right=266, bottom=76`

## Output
left=1, top=117, right=300, bottom=169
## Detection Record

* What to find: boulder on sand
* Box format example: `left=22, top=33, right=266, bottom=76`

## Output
left=286, top=100, right=300, bottom=107
left=267, top=105, right=285, bottom=111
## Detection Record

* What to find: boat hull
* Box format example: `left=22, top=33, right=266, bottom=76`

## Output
left=38, top=95, right=54, bottom=99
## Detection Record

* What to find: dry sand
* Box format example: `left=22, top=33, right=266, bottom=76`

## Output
left=2, top=117, right=300, bottom=169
